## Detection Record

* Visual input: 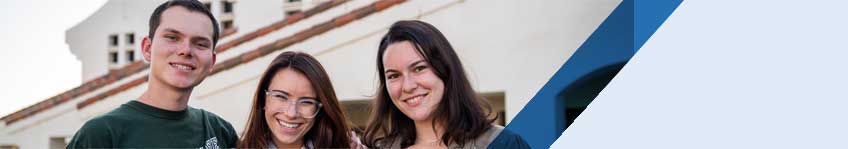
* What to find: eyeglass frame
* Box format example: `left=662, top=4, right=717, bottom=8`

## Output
left=264, top=89, right=323, bottom=118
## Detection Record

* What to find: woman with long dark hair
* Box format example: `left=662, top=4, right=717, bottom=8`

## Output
left=363, top=20, right=529, bottom=148
left=238, top=51, right=364, bottom=148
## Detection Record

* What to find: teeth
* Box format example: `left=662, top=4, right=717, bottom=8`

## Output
left=405, top=94, right=425, bottom=104
left=278, top=120, right=300, bottom=128
left=407, top=96, right=419, bottom=103
left=171, top=64, right=193, bottom=70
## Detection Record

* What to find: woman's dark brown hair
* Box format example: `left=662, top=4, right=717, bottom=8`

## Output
left=362, top=20, right=495, bottom=148
left=238, top=51, right=353, bottom=148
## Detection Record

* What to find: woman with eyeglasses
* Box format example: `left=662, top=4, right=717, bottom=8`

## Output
left=238, top=51, right=364, bottom=148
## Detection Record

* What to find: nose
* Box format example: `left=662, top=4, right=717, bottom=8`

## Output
left=282, top=102, right=299, bottom=118
left=401, top=74, right=418, bottom=93
left=176, top=41, right=193, bottom=58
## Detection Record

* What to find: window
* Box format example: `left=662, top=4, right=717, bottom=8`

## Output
left=341, top=100, right=371, bottom=130
left=222, top=20, right=234, bottom=30
left=223, top=1, right=234, bottom=13
left=109, top=35, right=118, bottom=47
left=109, top=51, right=118, bottom=64
left=0, top=144, right=20, bottom=149
left=49, top=137, right=68, bottom=149
left=220, top=1, right=235, bottom=31
left=283, top=0, right=302, bottom=17
left=126, top=33, right=135, bottom=45
left=126, top=50, right=135, bottom=62
left=286, top=10, right=301, bottom=16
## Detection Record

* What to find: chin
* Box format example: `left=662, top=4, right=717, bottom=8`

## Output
left=167, top=80, right=196, bottom=89
left=274, top=136, right=299, bottom=144
left=405, top=111, right=432, bottom=121
left=168, top=76, right=203, bottom=87
left=271, top=132, right=305, bottom=147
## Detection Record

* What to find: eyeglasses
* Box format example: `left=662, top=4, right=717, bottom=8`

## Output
left=265, top=90, right=323, bottom=118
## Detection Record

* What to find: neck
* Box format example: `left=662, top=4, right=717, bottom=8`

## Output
left=273, top=139, right=304, bottom=149
left=413, top=117, right=444, bottom=145
left=137, top=80, right=192, bottom=111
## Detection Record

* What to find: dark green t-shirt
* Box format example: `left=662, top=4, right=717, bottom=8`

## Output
left=67, top=100, right=238, bottom=148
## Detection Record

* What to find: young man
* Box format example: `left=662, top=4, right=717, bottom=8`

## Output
left=67, top=0, right=237, bottom=148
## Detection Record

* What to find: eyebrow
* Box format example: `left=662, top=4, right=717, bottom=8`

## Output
left=299, top=96, right=317, bottom=101
left=162, top=28, right=212, bottom=43
left=384, top=60, right=427, bottom=74
left=407, top=60, right=427, bottom=69
left=384, top=69, right=399, bottom=74
left=269, top=90, right=290, bottom=96
left=162, top=28, right=182, bottom=35
left=269, top=89, right=317, bottom=100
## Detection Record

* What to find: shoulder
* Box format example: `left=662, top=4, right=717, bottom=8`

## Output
left=486, top=126, right=530, bottom=149
left=79, top=106, right=136, bottom=131
left=373, top=137, right=402, bottom=148
left=74, top=115, right=115, bottom=136
left=486, top=125, right=505, bottom=137
left=349, top=131, right=367, bottom=148
left=461, top=125, right=503, bottom=148
left=68, top=108, right=133, bottom=148
left=192, top=107, right=239, bottom=145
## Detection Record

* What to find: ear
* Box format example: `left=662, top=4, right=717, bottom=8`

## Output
left=209, top=51, right=217, bottom=73
left=141, top=36, right=153, bottom=63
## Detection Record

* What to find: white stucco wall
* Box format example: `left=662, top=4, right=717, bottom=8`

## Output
left=67, top=0, right=166, bottom=82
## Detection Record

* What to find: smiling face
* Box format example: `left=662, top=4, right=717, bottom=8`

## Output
left=382, top=41, right=446, bottom=122
left=142, top=6, right=216, bottom=90
left=264, top=68, right=317, bottom=147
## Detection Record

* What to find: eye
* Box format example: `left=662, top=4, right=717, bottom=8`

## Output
left=414, top=65, right=427, bottom=72
left=164, top=35, right=178, bottom=41
left=269, top=93, right=288, bottom=102
left=299, top=100, right=318, bottom=106
left=386, top=73, right=399, bottom=80
left=195, top=42, right=210, bottom=48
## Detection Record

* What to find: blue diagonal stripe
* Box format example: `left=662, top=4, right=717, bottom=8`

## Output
left=502, top=0, right=683, bottom=148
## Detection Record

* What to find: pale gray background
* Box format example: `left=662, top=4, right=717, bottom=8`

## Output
left=554, top=0, right=848, bottom=148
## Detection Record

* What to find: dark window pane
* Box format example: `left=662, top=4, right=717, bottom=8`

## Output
left=223, top=1, right=234, bottom=13
left=126, top=33, right=135, bottom=44
left=286, top=10, right=301, bottom=16
left=126, top=50, right=134, bottom=62
left=109, top=51, right=118, bottom=64
left=222, top=20, right=234, bottom=29
left=109, top=35, right=118, bottom=46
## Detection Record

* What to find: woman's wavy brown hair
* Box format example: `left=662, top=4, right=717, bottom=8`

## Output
left=238, top=51, right=353, bottom=148
left=362, top=20, right=495, bottom=148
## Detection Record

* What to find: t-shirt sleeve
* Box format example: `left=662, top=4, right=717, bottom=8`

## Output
left=487, top=129, right=531, bottom=149
left=209, top=111, right=239, bottom=148
left=223, top=120, right=239, bottom=148
left=67, top=118, right=114, bottom=148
